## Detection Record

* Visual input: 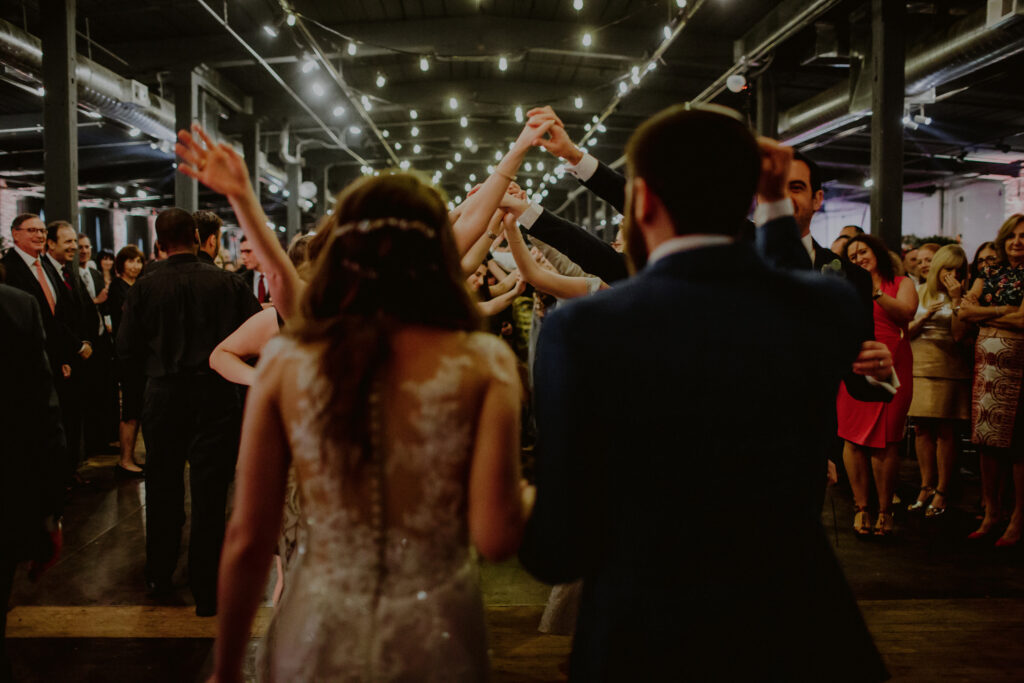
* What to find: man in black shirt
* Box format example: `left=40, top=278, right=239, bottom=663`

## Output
left=193, top=210, right=223, bottom=266
left=117, top=208, right=260, bottom=616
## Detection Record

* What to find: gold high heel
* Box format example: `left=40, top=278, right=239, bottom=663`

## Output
left=908, top=486, right=935, bottom=512
left=874, top=511, right=895, bottom=537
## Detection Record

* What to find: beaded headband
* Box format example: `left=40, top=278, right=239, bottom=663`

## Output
left=332, top=217, right=437, bottom=239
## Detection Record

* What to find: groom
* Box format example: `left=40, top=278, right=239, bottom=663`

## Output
left=519, top=105, right=888, bottom=681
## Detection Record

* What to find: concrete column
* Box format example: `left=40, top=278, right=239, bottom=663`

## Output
left=42, top=0, right=78, bottom=224
left=756, top=71, right=778, bottom=138
left=173, top=69, right=199, bottom=212
left=869, top=0, right=905, bottom=251
left=239, top=115, right=262, bottom=194
left=286, top=162, right=301, bottom=242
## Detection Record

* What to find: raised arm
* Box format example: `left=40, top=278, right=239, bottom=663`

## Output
left=451, top=117, right=555, bottom=253
left=477, top=277, right=527, bottom=318
left=488, top=268, right=520, bottom=297
left=208, top=307, right=281, bottom=387
left=503, top=214, right=605, bottom=300
left=176, top=124, right=303, bottom=322
left=211, top=355, right=290, bottom=682
left=460, top=211, right=504, bottom=276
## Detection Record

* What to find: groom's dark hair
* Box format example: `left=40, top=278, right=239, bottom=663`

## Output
left=626, top=105, right=760, bottom=237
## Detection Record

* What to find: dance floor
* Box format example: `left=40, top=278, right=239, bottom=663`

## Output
left=7, top=446, right=1024, bottom=682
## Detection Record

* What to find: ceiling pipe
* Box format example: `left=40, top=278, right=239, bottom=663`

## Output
left=779, top=6, right=1024, bottom=142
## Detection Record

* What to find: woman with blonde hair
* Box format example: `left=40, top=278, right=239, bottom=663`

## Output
left=958, top=214, right=1024, bottom=547
left=906, top=244, right=971, bottom=517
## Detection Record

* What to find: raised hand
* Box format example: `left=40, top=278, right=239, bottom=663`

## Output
left=176, top=124, right=253, bottom=200
left=511, top=117, right=556, bottom=156
left=499, top=190, right=531, bottom=218
left=756, top=136, right=793, bottom=203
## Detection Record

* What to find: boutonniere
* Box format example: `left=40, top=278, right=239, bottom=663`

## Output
left=821, top=259, right=845, bottom=276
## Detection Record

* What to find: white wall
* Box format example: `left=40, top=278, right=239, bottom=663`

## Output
left=809, top=178, right=1014, bottom=257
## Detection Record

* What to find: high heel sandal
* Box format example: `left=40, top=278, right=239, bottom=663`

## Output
left=874, top=511, right=895, bottom=537
left=924, top=490, right=947, bottom=518
left=907, top=486, right=935, bottom=512
left=967, top=517, right=1001, bottom=541
left=853, top=506, right=873, bottom=537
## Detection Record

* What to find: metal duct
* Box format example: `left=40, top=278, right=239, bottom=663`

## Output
left=0, top=17, right=175, bottom=141
left=779, top=6, right=1024, bottom=140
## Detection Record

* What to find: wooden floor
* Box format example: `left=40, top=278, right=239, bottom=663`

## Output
left=6, top=449, right=1024, bottom=681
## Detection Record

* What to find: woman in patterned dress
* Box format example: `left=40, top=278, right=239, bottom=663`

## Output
left=958, top=214, right=1024, bottom=547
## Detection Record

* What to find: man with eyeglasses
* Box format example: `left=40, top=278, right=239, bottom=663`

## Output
left=2, top=214, right=92, bottom=485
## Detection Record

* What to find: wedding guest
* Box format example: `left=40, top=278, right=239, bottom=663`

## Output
left=108, top=246, right=146, bottom=478
left=958, top=214, right=1024, bottom=547
left=969, top=241, right=998, bottom=284
left=840, top=234, right=918, bottom=536
left=906, top=245, right=971, bottom=517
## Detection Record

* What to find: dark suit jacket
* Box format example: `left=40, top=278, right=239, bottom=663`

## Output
left=0, top=284, right=66, bottom=558
left=519, top=243, right=887, bottom=682
left=525, top=158, right=630, bottom=284
left=756, top=216, right=893, bottom=405
left=1, top=248, right=83, bottom=374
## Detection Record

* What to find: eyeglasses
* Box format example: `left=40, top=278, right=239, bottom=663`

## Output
left=979, top=256, right=999, bottom=264
left=15, top=227, right=45, bottom=235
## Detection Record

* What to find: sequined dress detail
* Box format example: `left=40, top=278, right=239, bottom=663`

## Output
left=255, top=332, right=516, bottom=681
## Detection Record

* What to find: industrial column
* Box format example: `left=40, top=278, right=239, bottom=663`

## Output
left=239, top=115, right=262, bottom=196
left=173, top=68, right=199, bottom=213
left=756, top=71, right=778, bottom=138
left=286, top=162, right=301, bottom=242
left=42, top=0, right=78, bottom=224
left=869, top=0, right=905, bottom=250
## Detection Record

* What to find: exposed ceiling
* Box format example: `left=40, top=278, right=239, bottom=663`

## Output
left=0, top=0, right=1022, bottom=227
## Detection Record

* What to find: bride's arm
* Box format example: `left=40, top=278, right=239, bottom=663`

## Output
left=468, top=344, right=527, bottom=561
left=210, top=361, right=290, bottom=683
left=177, top=124, right=303, bottom=322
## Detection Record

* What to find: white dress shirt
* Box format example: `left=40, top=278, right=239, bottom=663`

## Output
left=14, top=244, right=59, bottom=304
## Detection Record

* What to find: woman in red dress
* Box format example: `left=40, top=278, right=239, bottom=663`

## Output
left=839, top=235, right=918, bottom=536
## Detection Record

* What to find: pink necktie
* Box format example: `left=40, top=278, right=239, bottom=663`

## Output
left=33, top=259, right=56, bottom=314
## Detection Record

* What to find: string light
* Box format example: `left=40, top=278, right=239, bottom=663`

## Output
left=663, top=25, right=672, bottom=40
left=115, top=185, right=126, bottom=195
left=382, top=129, right=389, bottom=138
left=449, top=96, right=459, bottom=110
left=454, top=152, right=462, bottom=162
left=347, top=42, right=357, bottom=56
left=537, top=161, right=544, bottom=170
left=498, top=56, right=508, bottom=71
left=413, top=144, right=421, bottom=153
left=410, top=126, right=419, bottom=137
left=286, top=13, right=296, bottom=26
left=332, top=105, right=345, bottom=117
left=420, top=56, right=430, bottom=71
left=395, top=142, right=402, bottom=150
left=400, top=160, right=411, bottom=170
left=582, top=32, right=593, bottom=47
left=375, top=73, right=386, bottom=88
left=574, top=95, right=583, bottom=109
left=464, top=137, right=474, bottom=148
left=631, top=66, right=641, bottom=85
left=361, top=95, right=372, bottom=110
left=676, top=0, right=686, bottom=7
left=618, top=81, right=628, bottom=95
left=301, top=57, right=318, bottom=73
left=469, top=173, right=477, bottom=181
left=410, top=109, right=418, bottom=119
left=524, top=162, right=532, bottom=172
left=446, top=161, right=454, bottom=170
left=128, top=127, right=140, bottom=137
left=573, top=0, right=583, bottom=9
left=349, top=125, right=361, bottom=134
left=262, top=25, right=278, bottom=37
left=515, top=106, right=524, bottom=123
left=311, top=82, right=325, bottom=96
left=494, top=150, right=502, bottom=161
left=460, top=116, right=468, bottom=128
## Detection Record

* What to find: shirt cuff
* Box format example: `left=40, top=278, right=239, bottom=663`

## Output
left=562, top=153, right=598, bottom=182
left=752, top=198, right=794, bottom=227
left=518, top=202, right=544, bottom=230
left=864, top=368, right=900, bottom=396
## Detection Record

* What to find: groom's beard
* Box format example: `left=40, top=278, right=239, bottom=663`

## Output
left=622, top=196, right=648, bottom=275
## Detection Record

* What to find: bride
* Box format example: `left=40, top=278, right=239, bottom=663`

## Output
left=177, top=126, right=537, bottom=681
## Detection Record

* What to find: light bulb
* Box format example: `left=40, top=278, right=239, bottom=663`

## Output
left=420, top=57, right=429, bottom=71
left=286, top=13, right=296, bottom=26
left=347, top=42, right=357, bottom=56
left=454, top=152, right=462, bottom=162
left=524, top=162, right=532, bottom=172
left=349, top=125, right=361, bottom=134
left=376, top=73, right=386, bottom=88
left=498, top=56, right=508, bottom=72
left=574, top=95, right=583, bottom=109
left=663, top=25, right=672, bottom=40
left=262, top=25, right=278, bottom=37
left=410, top=126, right=419, bottom=137
left=582, top=32, right=592, bottom=47
left=395, top=142, right=402, bottom=150
left=537, top=161, right=544, bottom=170
left=446, top=161, right=454, bottom=170
left=400, top=160, right=411, bottom=170
left=464, top=137, right=473, bottom=148
left=361, top=95, right=372, bottom=110
left=332, top=105, right=345, bottom=118
left=574, top=0, right=583, bottom=9
left=460, top=116, right=468, bottom=128
left=515, top=106, right=524, bottom=123
left=618, top=81, right=628, bottom=95
left=449, top=96, right=459, bottom=110
left=115, top=185, right=126, bottom=195
left=494, top=150, right=502, bottom=161
left=410, top=109, right=418, bottom=119
left=413, top=144, right=421, bottom=154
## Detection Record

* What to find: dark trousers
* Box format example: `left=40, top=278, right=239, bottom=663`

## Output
left=141, top=374, right=242, bottom=609
left=55, top=374, right=83, bottom=482
left=81, top=335, right=118, bottom=454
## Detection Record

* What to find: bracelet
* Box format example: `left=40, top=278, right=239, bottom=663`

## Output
left=872, top=290, right=882, bottom=300
left=486, top=233, right=498, bottom=240
left=495, top=169, right=516, bottom=182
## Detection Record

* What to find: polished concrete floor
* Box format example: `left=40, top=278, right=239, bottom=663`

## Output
left=5, top=442, right=1024, bottom=682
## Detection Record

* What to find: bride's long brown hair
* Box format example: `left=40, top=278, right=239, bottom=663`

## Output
left=291, top=172, right=481, bottom=468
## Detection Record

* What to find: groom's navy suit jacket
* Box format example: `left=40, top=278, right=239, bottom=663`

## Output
left=519, top=241, right=888, bottom=681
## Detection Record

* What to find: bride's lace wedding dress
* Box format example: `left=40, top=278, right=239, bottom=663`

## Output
left=254, top=330, right=517, bottom=682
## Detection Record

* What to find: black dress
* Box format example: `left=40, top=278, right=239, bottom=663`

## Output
left=107, top=278, right=143, bottom=421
